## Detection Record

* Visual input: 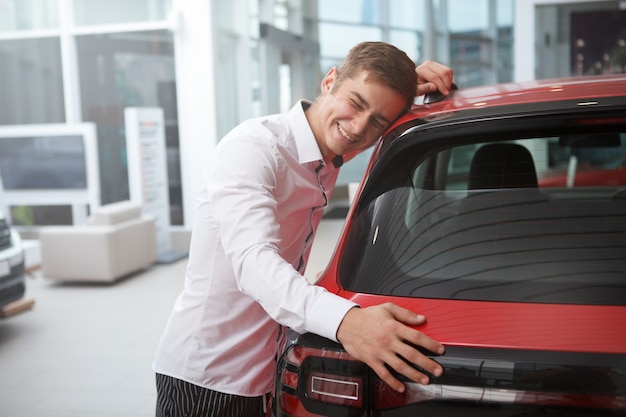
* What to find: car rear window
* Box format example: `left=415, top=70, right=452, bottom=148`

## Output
left=339, top=133, right=626, bottom=305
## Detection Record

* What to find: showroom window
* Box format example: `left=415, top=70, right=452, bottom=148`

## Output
left=75, top=30, right=181, bottom=223
left=0, top=0, right=59, bottom=31
left=317, top=0, right=423, bottom=72
left=446, top=0, right=514, bottom=86
left=0, top=0, right=182, bottom=227
left=0, top=37, right=65, bottom=125
left=72, top=0, right=172, bottom=26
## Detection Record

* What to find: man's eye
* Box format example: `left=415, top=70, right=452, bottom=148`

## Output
left=351, top=100, right=363, bottom=110
left=372, top=120, right=384, bottom=130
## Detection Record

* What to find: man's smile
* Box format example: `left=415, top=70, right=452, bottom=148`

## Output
left=337, top=123, right=356, bottom=143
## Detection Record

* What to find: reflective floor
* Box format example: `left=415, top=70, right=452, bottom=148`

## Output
left=0, top=219, right=345, bottom=417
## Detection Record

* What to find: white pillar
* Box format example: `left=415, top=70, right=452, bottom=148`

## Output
left=171, top=0, right=218, bottom=228
left=58, top=0, right=82, bottom=123
left=514, top=0, right=535, bottom=82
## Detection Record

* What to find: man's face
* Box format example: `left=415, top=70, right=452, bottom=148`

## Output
left=312, top=68, right=407, bottom=160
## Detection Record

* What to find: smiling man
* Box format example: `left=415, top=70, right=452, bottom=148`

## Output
left=153, top=42, right=453, bottom=417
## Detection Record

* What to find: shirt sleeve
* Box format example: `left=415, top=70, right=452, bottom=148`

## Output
left=204, top=129, right=357, bottom=342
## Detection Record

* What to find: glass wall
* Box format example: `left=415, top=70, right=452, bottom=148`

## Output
left=0, top=37, right=65, bottom=125
left=317, top=0, right=426, bottom=72
left=449, top=0, right=494, bottom=86
left=72, top=0, right=172, bottom=26
left=316, top=0, right=514, bottom=88
left=75, top=30, right=181, bottom=223
left=0, top=0, right=182, bottom=227
left=0, top=0, right=59, bottom=31
left=495, top=0, right=514, bottom=82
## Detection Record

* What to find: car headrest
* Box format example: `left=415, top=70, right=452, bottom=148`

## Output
left=468, top=143, right=538, bottom=189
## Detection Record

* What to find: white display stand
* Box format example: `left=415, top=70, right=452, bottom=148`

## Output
left=125, top=107, right=187, bottom=264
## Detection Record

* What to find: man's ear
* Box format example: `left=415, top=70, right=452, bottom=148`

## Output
left=321, top=66, right=338, bottom=94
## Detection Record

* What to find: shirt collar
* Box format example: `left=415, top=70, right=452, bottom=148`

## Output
left=289, top=100, right=325, bottom=166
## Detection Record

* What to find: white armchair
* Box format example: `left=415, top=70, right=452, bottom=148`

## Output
left=39, top=200, right=157, bottom=282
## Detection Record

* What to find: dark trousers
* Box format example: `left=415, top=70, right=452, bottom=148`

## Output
left=155, top=373, right=267, bottom=417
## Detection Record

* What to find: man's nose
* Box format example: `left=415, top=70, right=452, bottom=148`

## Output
left=351, top=114, right=370, bottom=136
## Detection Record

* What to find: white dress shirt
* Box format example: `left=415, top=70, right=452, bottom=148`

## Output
left=153, top=101, right=358, bottom=397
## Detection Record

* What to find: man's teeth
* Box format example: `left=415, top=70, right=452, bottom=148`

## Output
left=338, top=124, right=354, bottom=142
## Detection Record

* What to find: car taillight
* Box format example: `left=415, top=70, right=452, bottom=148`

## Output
left=276, top=345, right=447, bottom=416
left=276, top=345, right=367, bottom=417
left=308, top=372, right=362, bottom=407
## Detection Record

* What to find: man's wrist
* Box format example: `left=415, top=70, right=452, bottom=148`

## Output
left=335, top=305, right=361, bottom=344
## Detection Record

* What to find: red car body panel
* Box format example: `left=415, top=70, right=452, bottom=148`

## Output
left=318, top=232, right=626, bottom=356
left=339, top=291, right=626, bottom=355
left=396, top=74, right=626, bottom=126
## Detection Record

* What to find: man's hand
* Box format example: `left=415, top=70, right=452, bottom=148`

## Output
left=336, top=303, right=445, bottom=393
left=416, top=60, right=454, bottom=97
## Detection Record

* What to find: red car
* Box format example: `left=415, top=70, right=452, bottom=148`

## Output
left=274, top=75, right=626, bottom=416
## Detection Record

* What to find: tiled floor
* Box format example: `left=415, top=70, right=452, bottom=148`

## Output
left=0, top=219, right=345, bottom=417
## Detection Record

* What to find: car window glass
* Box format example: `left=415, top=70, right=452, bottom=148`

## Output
left=340, top=134, right=626, bottom=305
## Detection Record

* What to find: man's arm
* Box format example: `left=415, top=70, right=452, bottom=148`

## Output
left=415, top=60, right=454, bottom=96
left=207, top=127, right=358, bottom=341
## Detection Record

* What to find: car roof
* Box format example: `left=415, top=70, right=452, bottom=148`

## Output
left=392, top=74, right=626, bottom=130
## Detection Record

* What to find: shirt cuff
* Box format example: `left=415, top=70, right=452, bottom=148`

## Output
left=306, top=291, right=358, bottom=343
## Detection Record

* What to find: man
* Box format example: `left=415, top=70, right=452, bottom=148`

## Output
left=154, top=41, right=454, bottom=417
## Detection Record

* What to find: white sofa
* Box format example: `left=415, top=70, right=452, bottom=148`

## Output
left=39, top=200, right=157, bottom=282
